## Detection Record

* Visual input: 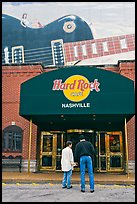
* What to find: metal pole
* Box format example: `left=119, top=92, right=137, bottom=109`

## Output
left=98, top=133, right=101, bottom=172
left=28, top=119, right=32, bottom=173
left=125, top=118, right=129, bottom=178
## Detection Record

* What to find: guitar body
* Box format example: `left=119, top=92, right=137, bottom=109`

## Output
left=2, top=14, right=134, bottom=67
left=2, top=14, right=94, bottom=66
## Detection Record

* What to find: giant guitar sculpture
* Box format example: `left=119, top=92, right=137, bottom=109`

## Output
left=2, top=14, right=135, bottom=67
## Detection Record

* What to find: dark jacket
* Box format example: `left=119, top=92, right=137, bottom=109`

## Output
left=74, top=140, right=95, bottom=163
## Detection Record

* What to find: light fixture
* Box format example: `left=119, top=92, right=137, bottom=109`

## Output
left=88, top=130, right=94, bottom=133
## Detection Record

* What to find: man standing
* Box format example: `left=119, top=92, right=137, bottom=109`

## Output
left=61, top=141, right=75, bottom=189
left=74, top=135, right=95, bottom=193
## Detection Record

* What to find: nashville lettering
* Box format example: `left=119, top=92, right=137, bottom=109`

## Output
left=52, top=79, right=100, bottom=92
left=62, top=103, right=90, bottom=108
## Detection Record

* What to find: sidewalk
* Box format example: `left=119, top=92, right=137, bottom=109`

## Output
left=2, top=171, right=135, bottom=185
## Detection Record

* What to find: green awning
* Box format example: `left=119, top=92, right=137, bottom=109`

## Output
left=19, top=66, right=135, bottom=130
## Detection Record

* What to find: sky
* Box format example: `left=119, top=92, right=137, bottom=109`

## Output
left=2, top=2, right=135, bottom=39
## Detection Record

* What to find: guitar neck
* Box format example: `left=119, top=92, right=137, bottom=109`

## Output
left=64, top=34, right=135, bottom=63
left=3, top=34, right=135, bottom=67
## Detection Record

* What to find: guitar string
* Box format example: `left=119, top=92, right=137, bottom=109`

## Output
left=2, top=33, right=134, bottom=55
left=2, top=33, right=134, bottom=56
left=2, top=35, right=135, bottom=64
left=2, top=41, right=134, bottom=58
left=2, top=47, right=53, bottom=64
left=2, top=45, right=134, bottom=63
left=2, top=47, right=135, bottom=65
left=2, top=40, right=134, bottom=58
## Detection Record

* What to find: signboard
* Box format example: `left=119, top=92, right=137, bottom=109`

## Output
left=20, top=66, right=135, bottom=116
left=52, top=75, right=100, bottom=108
left=2, top=2, right=135, bottom=66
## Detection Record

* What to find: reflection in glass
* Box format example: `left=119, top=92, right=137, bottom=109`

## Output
left=43, top=136, right=53, bottom=152
left=100, top=133, right=106, bottom=155
left=56, top=133, right=62, bottom=170
left=57, top=134, right=61, bottom=155
left=101, top=156, right=106, bottom=170
left=42, top=155, right=52, bottom=166
left=109, top=135, right=120, bottom=152
left=56, top=156, right=61, bottom=170
left=110, top=155, right=121, bottom=167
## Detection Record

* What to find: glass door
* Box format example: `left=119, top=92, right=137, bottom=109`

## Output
left=106, top=131, right=124, bottom=172
left=40, top=132, right=57, bottom=170
left=96, top=131, right=124, bottom=172
left=66, top=129, right=95, bottom=172
left=96, top=132, right=107, bottom=172
left=54, top=131, right=64, bottom=170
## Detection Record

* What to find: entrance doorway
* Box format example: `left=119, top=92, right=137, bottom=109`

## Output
left=40, top=131, right=64, bottom=170
left=96, top=131, right=124, bottom=172
left=40, top=132, right=57, bottom=170
left=65, top=129, right=94, bottom=154
left=39, top=130, right=124, bottom=172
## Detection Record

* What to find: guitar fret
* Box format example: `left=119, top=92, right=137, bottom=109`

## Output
left=74, top=45, right=78, bottom=58
left=77, top=42, right=83, bottom=60
left=107, top=40, right=115, bottom=55
left=82, top=44, right=87, bottom=56
left=63, top=44, right=69, bottom=62
left=77, top=41, right=83, bottom=60
left=96, top=40, right=104, bottom=57
left=83, top=41, right=92, bottom=58
left=120, top=38, right=127, bottom=49
left=64, top=34, right=135, bottom=63
left=68, top=43, right=72, bottom=62
left=71, top=43, right=75, bottom=62
left=91, top=42, right=98, bottom=54
left=114, top=37, right=121, bottom=53
left=74, top=41, right=89, bottom=60
left=86, top=41, right=93, bottom=59
left=64, top=42, right=75, bottom=63
left=126, top=34, right=135, bottom=51
left=103, top=41, right=109, bottom=52
left=81, top=41, right=89, bottom=59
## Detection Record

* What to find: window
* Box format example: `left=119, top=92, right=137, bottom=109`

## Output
left=3, top=125, right=23, bottom=152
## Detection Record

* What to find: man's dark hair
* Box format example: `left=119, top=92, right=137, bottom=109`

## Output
left=79, top=135, right=85, bottom=140
left=66, top=141, right=72, bottom=146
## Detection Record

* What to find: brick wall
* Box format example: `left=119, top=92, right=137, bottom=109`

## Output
left=2, top=64, right=43, bottom=160
left=104, top=61, right=135, bottom=161
left=119, top=61, right=135, bottom=161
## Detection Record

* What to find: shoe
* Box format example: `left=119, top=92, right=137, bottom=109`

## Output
left=90, top=190, right=94, bottom=193
left=67, top=185, right=72, bottom=189
left=62, top=186, right=67, bottom=188
left=81, top=189, right=85, bottom=192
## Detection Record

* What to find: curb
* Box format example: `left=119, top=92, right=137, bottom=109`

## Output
left=2, top=180, right=135, bottom=185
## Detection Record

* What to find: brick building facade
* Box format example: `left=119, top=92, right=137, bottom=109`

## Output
left=2, top=61, right=135, bottom=173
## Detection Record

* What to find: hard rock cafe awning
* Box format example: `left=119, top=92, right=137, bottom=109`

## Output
left=19, top=66, right=135, bottom=131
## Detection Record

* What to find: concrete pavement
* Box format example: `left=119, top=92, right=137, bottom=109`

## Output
left=2, top=183, right=135, bottom=202
left=2, top=171, right=135, bottom=185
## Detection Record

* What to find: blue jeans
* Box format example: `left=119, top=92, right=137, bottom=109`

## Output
left=80, top=156, right=94, bottom=191
left=62, top=169, right=72, bottom=188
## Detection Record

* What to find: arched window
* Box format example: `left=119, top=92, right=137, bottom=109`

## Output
left=2, top=125, right=23, bottom=152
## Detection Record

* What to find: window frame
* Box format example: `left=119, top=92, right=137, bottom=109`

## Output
left=2, top=125, right=23, bottom=153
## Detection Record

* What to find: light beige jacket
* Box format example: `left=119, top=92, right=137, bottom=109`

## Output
left=61, top=146, right=74, bottom=171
